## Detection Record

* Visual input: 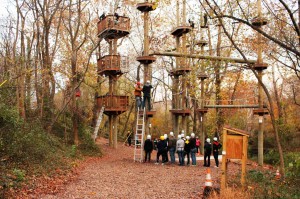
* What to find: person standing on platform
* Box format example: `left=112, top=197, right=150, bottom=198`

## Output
left=212, top=137, right=222, bottom=168
left=144, top=135, right=154, bottom=163
left=142, top=80, right=153, bottom=111
left=203, top=138, right=212, bottom=167
left=134, top=82, right=142, bottom=109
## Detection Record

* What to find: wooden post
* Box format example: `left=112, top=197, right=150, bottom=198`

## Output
left=221, top=128, right=227, bottom=192
left=113, top=115, right=118, bottom=149
left=109, top=115, right=113, bottom=147
left=241, top=135, right=248, bottom=186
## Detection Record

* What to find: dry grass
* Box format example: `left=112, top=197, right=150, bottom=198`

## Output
left=208, top=187, right=251, bottom=199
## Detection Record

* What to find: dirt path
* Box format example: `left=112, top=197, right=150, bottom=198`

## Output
left=39, top=138, right=221, bottom=199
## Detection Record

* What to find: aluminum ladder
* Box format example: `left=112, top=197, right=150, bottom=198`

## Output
left=134, top=107, right=146, bottom=162
left=93, top=106, right=105, bottom=141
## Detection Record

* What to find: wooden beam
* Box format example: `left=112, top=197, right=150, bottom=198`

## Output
left=241, top=135, right=248, bottom=187
left=150, top=51, right=257, bottom=64
left=204, top=104, right=260, bottom=108
left=221, top=128, right=227, bottom=193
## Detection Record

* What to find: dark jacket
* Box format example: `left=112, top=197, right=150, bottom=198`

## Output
left=157, top=140, right=167, bottom=152
left=204, top=142, right=212, bottom=155
left=144, top=139, right=154, bottom=152
left=184, top=140, right=191, bottom=153
left=189, top=137, right=196, bottom=149
left=213, top=141, right=222, bottom=154
left=142, top=83, right=153, bottom=97
left=168, top=137, right=177, bottom=149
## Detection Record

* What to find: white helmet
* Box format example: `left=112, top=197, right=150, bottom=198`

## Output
left=206, top=138, right=211, bottom=143
left=164, top=134, right=168, bottom=139
left=191, top=133, right=195, bottom=138
left=147, top=135, right=151, bottom=139
left=178, top=135, right=182, bottom=139
left=213, top=137, right=218, bottom=141
left=181, top=133, right=185, bottom=138
left=170, top=131, right=174, bottom=136
left=186, top=136, right=190, bottom=140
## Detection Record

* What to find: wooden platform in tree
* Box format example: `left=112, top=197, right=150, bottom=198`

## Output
left=98, top=55, right=123, bottom=76
left=171, top=26, right=192, bottom=37
left=253, top=108, right=269, bottom=116
left=196, top=108, right=208, bottom=114
left=251, top=17, right=268, bottom=27
left=136, top=2, right=156, bottom=12
left=253, top=62, right=268, bottom=70
left=97, top=15, right=130, bottom=39
left=97, top=95, right=129, bottom=116
left=136, top=56, right=156, bottom=64
left=169, top=109, right=191, bottom=116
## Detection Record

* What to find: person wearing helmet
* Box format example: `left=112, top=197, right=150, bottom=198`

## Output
left=189, top=133, right=197, bottom=166
left=176, top=135, right=185, bottom=166
left=168, top=132, right=176, bottom=164
left=203, top=138, right=212, bottom=167
left=144, top=135, right=154, bottom=163
left=212, top=137, right=222, bottom=168
left=155, top=136, right=167, bottom=165
left=184, top=136, right=191, bottom=166
left=142, top=80, right=153, bottom=111
left=134, top=81, right=143, bottom=109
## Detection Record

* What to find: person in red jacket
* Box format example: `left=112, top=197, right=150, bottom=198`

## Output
left=212, top=137, right=222, bottom=168
left=134, top=82, right=142, bottom=109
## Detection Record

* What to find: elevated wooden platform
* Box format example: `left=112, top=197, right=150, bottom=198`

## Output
left=169, top=67, right=192, bottom=76
left=251, top=17, right=268, bottom=27
left=170, top=109, right=191, bottom=116
left=98, top=55, right=123, bottom=76
left=196, top=108, right=208, bottom=114
left=197, top=73, right=209, bottom=80
left=97, top=95, right=129, bottom=116
left=253, top=108, right=269, bottom=116
left=171, top=26, right=192, bottom=37
left=195, top=40, right=208, bottom=46
left=136, top=56, right=156, bottom=64
left=253, top=62, right=268, bottom=70
left=137, top=2, right=156, bottom=12
left=97, top=15, right=130, bottom=39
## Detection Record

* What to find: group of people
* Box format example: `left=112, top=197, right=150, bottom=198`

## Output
left=134, top=81, right=153, bottom=111
left=143, top=132, right=222, bottom=167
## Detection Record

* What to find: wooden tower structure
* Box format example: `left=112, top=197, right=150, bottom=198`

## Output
left=169, top=0, right=192, bottom=136
left=251, top=0, right=269, bottom=165
left=96, top=13, right=130, bottom=148
left=136, top=1, right=157, bottom=135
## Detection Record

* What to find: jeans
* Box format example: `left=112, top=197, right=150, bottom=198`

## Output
left=136, top=96, right=142, bottom=109
left=145, top=151, right=151, bottom=162
left=204, top=152, right=211, bottom=167
left=143, top=96, right=151, bottom=110
left=191, top=148, right=197, bottom=165
left=185, top=152, right=190, bottom=165
left=177, top=150, right=184, bottom=165
left=213, top=152, right=219, bottom=167
left=169, top=147, right=176, bottom=163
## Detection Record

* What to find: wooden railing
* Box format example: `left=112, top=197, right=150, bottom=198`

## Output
left=98, top=55, right=121, bottom=72
left=97, top=15, right=130, bottom=35
left=97, top=95, right=129, bottom=110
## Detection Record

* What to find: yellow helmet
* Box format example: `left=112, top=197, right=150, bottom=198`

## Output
left=160, top=135, right=165, bottom=140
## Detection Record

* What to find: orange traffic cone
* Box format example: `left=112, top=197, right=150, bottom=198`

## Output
left=204, top=168, right=213, bottom=187
left=275, top=169, right=281, bottom=180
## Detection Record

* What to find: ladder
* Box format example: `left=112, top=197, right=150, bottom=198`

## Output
left=93, top=106, right=105, bottom=141
left=134, top=107, right=146, bottom=162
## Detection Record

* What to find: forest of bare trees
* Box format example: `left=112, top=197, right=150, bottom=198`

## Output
left=0, top=0, right=299, bottom=198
